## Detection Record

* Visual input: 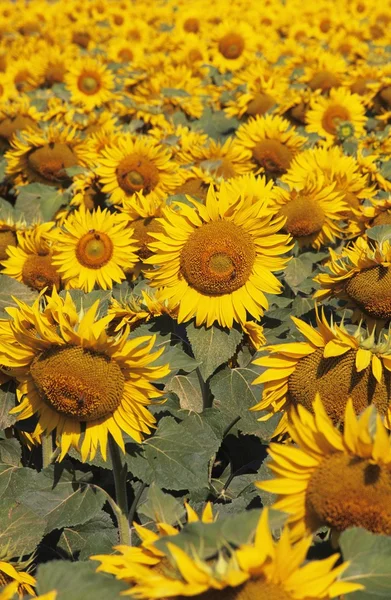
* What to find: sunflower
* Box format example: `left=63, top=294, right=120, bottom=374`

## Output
left=0, top=289, right=169, bottom=461
left=93, top=508, right=362, bottom=599
left=0, top=560, right=35, bottom=599
left=270, top=180, right=347, bottom=250
left=1, top=222, right=60, bottom=292
left=298, top=49, right=348, bottom=93
left=252, top=308, right=391, bottom=437
left=96, top=135, right=182, bottom=205
left=0, top=215, right=26, bottom=262
left=177, top=137, right=253, bottom=182
left=208, top=20, right=256, bottom=73
left=305, top=87, right=367, bottom=143
left=362, top=196, right=391, bottom=227
left=0, top=584, right=56, bottom=600
left=7, top=56, right=45, bottom=93
left=235, top=115, right=307, bottom=177
left=0, top=97, right=41, bottom=151
left=258, top=396, right=391, bottom=540
left=5, top=125, right=85, bottom=187
left=145, top=184, right=291, bottom=328
left=224, top=172, right=277, bottom=206
left=64, top=57, right=115, bottom=111
left=93, top=502, right=214, bottom=578
left=50, top=206, right=139, bottom=292
left=108, top=289, right=178, bottom=333
left=314, top=236, right=391, bottom=326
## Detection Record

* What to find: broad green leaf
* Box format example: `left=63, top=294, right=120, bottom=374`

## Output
left=0, top=275, right=39, bottom=317
left=366, top=225, right=391, bottom=245
left=0, top=438, right=21, bottom=466
left=17, top=466, right=107, bottom=534
left=210, top=366, right=280, bottom=439
left=138, top=483, right=186, bottom=525
left=340, top=528, right=391, bottom=598
left=15, top=183, right=68, bottom=222
left=58, top=512, right=118, bottom=560
left=143, top=414, right=221, bottom=491
left=0, top=380, right=17, bottom=429
left=186, top=322, right=242, bottom=381
left=36, top=560, right=129, bottom=600
left=166, top=371, right=203, bottom=412
left=284, top=255, right=313, bottom=290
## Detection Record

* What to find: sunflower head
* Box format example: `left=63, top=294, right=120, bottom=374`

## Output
left=259, top=395, right=391, bottom=539
left=0, top=288, right=169, bottom=461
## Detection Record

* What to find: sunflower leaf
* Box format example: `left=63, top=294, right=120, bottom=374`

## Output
left=35, top=560, right=128, bottom=600
left=366, top=225, right=391, bottom=245
left=0, top=275, right=39, bottom=317
left=340, top=527, right=391, bottom=598
left=138, top=482, right=186, bottom=524
left=186, top=322, right=243, bottom=381
left=166, top=371, right=203, bottom=412
left=283, top=255, right=313, bottom=292
left=57, top=512, right=118, bottom=560
left=0, top=379, right=17, bottom=429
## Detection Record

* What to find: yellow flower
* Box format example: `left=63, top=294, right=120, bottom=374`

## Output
left=64, top=57, right=115, bottom=111
left=209, top=20, right=256, bottom=73
left=145, top=184, right=292, bottom=328
left=306, top=87, right=366, bottom=143
left=270, top=180, right=347, bottom=250
left=252, top=308, right=391, bottom=437
left=108, top=289, right=178, bottom=333
left=93, top=508, right=362, bottom=599
left=0, top=97, right=41, bottom=151
left=5, top=125, right=85, bottom=187
left=235, top=114, right=307, bottom=177
left=0, top=289, right=169, bottom=461
left=96, top=135, right=182, bottom=205
left=0, top=561, right=35, bottom=599
left=50, top=206, right=139, bottom=292
left=1, top=222, right=60, bottom=292
left=314, top=235, right=391, bottom=326
left=258, top=396, right=391, bottom=539
left=0, top=215, right=26, bottom=262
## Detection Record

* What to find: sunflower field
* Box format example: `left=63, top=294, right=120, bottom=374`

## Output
left=3, top=0, right=391, bottom=599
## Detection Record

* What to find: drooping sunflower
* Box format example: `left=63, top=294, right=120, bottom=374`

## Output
left=314, top=236, right=391, bottom=326
left=235, top=114, right=307, bottom=177
left=50, top=206, right=139, bottom=292
left=306, top=87, right=367, bottom=143
left=1, top=222, right=60, bottom=292
left=282, top=145, right=375, bottom=237
left=108, top=288, right=178, bottom=333
left=258, top=396, right=391, bottom=540
left=64, top=57, right=115, bottom=111
left=96, top=135, right=183, bottom=205
left=0, top=559, right=35, bottom=599
left=5, top=125, right=85, bottom=187
left=93, top=508, right=362, bottom=599
left=0, top=215, right=26, bottom=262
left=252, top=308, right=391, bottom=436
left=0, top=97, right=41, bottom=152
left=144, top=184, right=292, bottom=329
left=298, top=49, right=348, bottom=93
left=269, top=180, right=347, bottom=249
left=0, top=289, right=169, bottom=461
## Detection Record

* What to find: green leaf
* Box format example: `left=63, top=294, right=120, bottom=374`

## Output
left=143, top=414, right=221, bottom=491
left=17, top=466, right=107, bottom=534
left=0, top=275, right=39, bottom=317
left=284, top=256, right=313, bottom=290
left=366, top=225, right=391, bottom=245
left=0, top=380, right=17, bottom=429
left=291, top=296, right=315, bottom=317
left=161, top=87, right=191, bottom=97
left=186, top=322, right=242, bottom=381
left=15, top=183, right=69, bottom=222
left=340, top=528, right=391, bottom=598
left=58, top=512, right=118, bottom=560
left=166, top=371, right=203, bottom=412
left=210, top=366, right=280, bottom=439
left=0, top=438, right=21, bottom=466
left=36, top=560, right=129, bottom=600
left=138, top=483, right=186, bottom=525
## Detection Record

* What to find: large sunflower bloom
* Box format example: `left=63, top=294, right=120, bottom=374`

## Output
left=314, top=236, right=391, bottom=326
left=235, top=114, right=307, bottom=177
left=252, top=308, right=391, bottom=437
left=305, top=87, right=366, bottom=143
left=270, top=180, right=347, bottom=250
left=2, top=222, right=60, bottom=292
left=96, top=135, right=182, bottom=205
left=93, top=508, right=362, bottom=599
left=0, top=290, right=169, bottom=461
left=50, top=206, right=139, bottom=292
left=144, top=184, right=292, bottom=328
left=259, top=396, right=391, bottom=539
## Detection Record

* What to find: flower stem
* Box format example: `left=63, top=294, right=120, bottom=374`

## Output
left=108, top=435, right=131, bottom=546
left=41, top=434, right=53, bottom=469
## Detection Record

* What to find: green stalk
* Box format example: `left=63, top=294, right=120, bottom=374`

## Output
left=108, top=435, right=131, bottom=546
